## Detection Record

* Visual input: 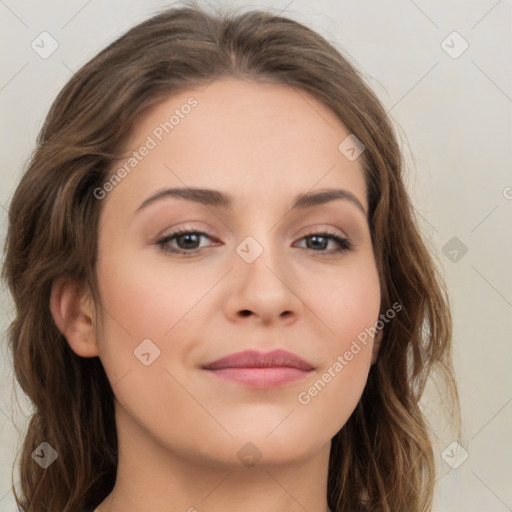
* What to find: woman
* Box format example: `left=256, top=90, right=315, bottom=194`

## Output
left=2, top=1, right=460, bottom=511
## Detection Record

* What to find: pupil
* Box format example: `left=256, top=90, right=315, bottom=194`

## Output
left=179, top=234, right=199, bottom=249
left=309, top=235, right=326, bottom=250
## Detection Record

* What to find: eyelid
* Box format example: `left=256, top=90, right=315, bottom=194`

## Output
left=156, top=226, right=218, bottom=247
left=295, top=223, right=349, bottom=240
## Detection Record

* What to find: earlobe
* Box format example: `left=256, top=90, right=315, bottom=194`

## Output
left=49, top=276, right=100, bottom=358
left=371, top=328, right=383, bottom=365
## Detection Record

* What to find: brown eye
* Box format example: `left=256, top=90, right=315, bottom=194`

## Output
left=157, top=229, right=217, bottom=254
left=295, top=231, right=353, bottom=254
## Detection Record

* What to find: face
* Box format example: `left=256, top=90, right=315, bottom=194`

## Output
left=93, top=77, right=381, bottom=468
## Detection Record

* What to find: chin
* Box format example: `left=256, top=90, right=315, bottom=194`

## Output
left=196, top=426, right=329, bottom=469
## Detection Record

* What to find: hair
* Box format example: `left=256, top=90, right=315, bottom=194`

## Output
left=2, top=1, right=460, bottom=511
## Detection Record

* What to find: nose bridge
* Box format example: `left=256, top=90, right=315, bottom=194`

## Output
left=232, top=208, right=276, bottom=260
left=229, top=224, right=298, bottom=321
left=234, top=206, right=289, bottom=267
left=235, top=228, right=281, bottom=285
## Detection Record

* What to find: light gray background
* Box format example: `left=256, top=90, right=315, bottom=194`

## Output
left=1, top=0, right=511, bottom=510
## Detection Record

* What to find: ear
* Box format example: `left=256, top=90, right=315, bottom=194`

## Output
left=49, top=275, right=100, bottom=358
left=371, top=328, right=383, bottom=365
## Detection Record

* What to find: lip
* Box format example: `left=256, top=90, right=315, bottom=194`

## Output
left=202, top=349, right=315, bottom=388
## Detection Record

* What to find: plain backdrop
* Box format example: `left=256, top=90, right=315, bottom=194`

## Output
left=1, top=0, right=511, bottom=511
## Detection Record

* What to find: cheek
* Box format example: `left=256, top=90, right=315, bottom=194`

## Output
left=93, top=240, right=220, bottom=392
left=95, top=244, right=209, bottom=339
left=93, top=246, right=208, bottom=439
left=292, top=258, right=380, bottom=424
left=295, top=348, right=372, bottom=444
left=299, top=255, right=381, bottom=344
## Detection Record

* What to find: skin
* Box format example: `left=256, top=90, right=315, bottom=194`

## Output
left=50, top=77, right=382, bottom=512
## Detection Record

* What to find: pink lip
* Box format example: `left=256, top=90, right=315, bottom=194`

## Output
left=202, top=349, right=315, bottom=388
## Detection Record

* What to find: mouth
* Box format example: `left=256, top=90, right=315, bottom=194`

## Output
left=202, top=349, right=315, bottom=388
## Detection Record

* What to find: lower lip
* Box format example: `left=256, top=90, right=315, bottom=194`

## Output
left=205, top=367, right=312, bottom=388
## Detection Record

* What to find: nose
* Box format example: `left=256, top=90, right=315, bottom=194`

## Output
left=223, top=237, right=302, bottom=327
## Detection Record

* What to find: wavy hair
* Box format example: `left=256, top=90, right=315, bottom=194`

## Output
left=2, top=1, right=460, bottom=511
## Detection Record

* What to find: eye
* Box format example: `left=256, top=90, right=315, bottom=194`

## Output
left=156, top=228, right=218, bottom=254
left=294, top=230, right=353, bottom=254
left=156, top=228, right=353, bottom=255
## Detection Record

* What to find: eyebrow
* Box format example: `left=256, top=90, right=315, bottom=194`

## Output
left=134, top=187, right=368, bottom=217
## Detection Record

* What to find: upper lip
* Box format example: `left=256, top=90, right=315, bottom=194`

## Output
left=203, top=349, right=315, bottom=371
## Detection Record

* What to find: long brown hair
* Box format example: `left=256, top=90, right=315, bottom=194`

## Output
left=2, top=1, right=460, bottom=510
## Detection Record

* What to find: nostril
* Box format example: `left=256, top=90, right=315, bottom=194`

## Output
left=240, top=310, right=252, bottom=317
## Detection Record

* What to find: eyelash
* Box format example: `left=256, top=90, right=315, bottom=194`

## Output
left=156, top=227, right=353, bottom=255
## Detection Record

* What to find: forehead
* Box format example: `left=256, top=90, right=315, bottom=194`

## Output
left=106, top=77, right=368, bottom=215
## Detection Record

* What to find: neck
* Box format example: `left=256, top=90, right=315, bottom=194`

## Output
left=96, top=405, right=332, bottom=512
